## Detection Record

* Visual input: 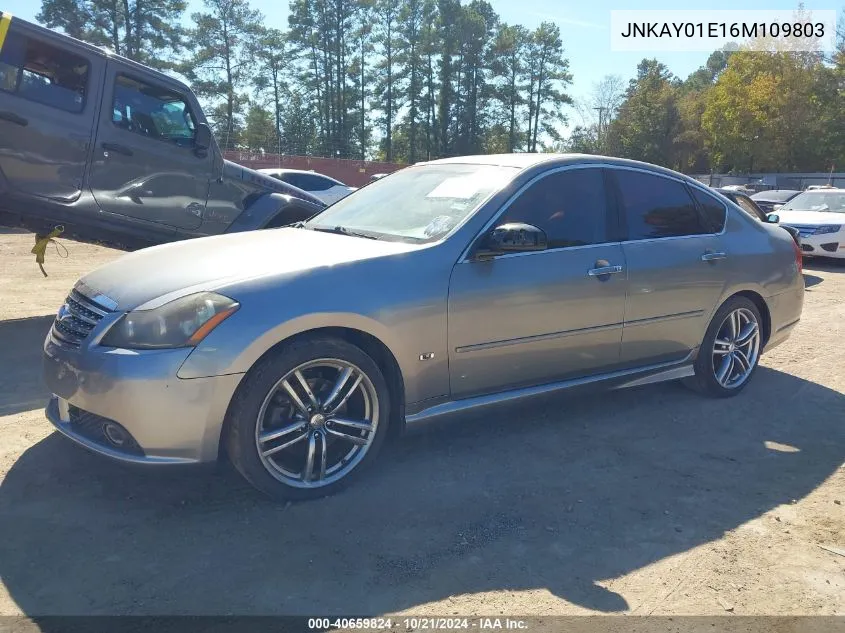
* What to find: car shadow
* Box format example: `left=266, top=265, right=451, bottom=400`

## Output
left=0, top=367, right=843, bottom=617
left=802, top=273, right=823, bottom=288
left=0, top=315, right=54, bottom=416
left=803, top=257, right=845, bottom=273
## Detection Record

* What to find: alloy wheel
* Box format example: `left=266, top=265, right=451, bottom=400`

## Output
left=712, top=307, right=761, bottom=389
left=255, top=359, right=379, bottom=488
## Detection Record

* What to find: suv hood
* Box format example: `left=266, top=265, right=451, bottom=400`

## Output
left=776, top=210, right=845, bottom=226
left=78, top=229, right=419, bottom=311
left=223, top=159, right=325, bottom=207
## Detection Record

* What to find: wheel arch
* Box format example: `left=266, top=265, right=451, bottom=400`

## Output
left=722, top=289, right=772, bottom=346
left=218, top=325, right=406, bottom=461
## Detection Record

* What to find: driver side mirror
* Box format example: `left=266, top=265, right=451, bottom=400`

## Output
left=766, top=213, right=780, bottom=224
left=194, top=123, right=212, bottom=157
left=476, top=222, right=548, bottom=259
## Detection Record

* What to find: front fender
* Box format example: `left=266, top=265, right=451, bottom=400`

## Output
left=224, top=193, right=324, bottom=233
left=177, top=311, right=406, bottom=382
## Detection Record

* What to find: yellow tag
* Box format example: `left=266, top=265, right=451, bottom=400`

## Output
left=0, top=13, right=12, bottom=53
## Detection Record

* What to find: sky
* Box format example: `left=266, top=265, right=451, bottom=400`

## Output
left=3, top=0, right=837, bottom=129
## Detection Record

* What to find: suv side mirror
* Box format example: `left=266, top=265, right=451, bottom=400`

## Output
left=766, top=213, right=780, bottom=224
left=477, top=222, right=548, bottom=258
left=772, top=204, right=783, bottom=212
left=194, top=123, right=212, bottom=156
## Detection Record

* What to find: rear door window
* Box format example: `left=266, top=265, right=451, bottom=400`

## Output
left=613, top=169, right=707, bottom=240
left=0, top=31, right=89, bottom=113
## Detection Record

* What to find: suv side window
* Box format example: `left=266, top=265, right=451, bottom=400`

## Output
left=614, top=169, right=706, bottom=240
left=499, top=168, right=608, bottom=249
left=112, top=75, right=196, bottom=146
left=302, top=174, right=338, bottom=191
left=0, top=31, right=89, bottom=113
left=281, top=173, right=336, bottom=191
left=279, top=173, right=309, bottom=189
left=690, top=187, right=729, bottom=230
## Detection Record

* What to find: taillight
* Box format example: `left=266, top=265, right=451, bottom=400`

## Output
left=791, top=238, right=802, bottom=273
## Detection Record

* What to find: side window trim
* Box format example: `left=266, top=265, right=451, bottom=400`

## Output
left=461, top=164, right=616, bottom=262
left=610, top=166, right=720, bottom=243
left=109, top=72, right=197, bottom=147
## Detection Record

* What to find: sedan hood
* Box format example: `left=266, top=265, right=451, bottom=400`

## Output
left=776, top=210, right=845, bottom=226
left=79, top=229, right=419, bottom=311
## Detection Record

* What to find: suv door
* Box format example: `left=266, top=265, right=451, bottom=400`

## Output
left=447, top=166, right=627, bottom=399
left=88, top=65, right=210, bottom=230
left=0, top=20, right=98, bottom=201
left=610, top=168, right=728, bottom=367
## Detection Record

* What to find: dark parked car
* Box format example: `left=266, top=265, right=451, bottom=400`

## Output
left=0, top=13, right=324, bottom=247
left=714, top=188, right=801, bottom=247
left=750, top=189, right=802, bottom=214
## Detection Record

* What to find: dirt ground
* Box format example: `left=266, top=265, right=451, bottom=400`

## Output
left=0, top=228, right=843, bottom=623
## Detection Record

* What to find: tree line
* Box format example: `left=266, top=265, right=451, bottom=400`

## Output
left=38, top=0, right=572, bottom=162
left=37, top=1, right=844, bottom=173
left=567, top=28, right=845, bottom=174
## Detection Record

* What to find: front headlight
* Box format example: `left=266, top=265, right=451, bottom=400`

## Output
left=100, top=292, right=239, bottom=350
left=815, top=224, right=842, bottom=235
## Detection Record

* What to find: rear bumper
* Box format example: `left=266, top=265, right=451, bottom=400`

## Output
left=763, top=285, right=804, bottom=352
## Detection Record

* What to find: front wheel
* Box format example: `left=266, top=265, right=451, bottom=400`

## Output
left=685, top=297, right=763, bottom=398
left=225, top=337, right=391, bottom=500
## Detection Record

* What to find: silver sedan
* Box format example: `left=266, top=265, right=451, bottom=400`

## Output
left=42, top=154, right=804, bottom=499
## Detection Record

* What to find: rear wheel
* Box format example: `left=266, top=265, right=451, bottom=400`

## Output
left=225, top=337, right=391, bottom=500
left=685, top=296, right=763, bottom=398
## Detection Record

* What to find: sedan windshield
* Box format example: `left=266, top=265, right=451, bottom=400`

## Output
left=304, top=164, right=519, bottom=242
left=781, top=191, right=845, bottom=213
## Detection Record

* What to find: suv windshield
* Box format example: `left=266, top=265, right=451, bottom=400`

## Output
left=304, top=164, right=518, bottom=242
left=781, top=191, right=845, bottom=213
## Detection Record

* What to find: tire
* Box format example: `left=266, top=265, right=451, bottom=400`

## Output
left=684, top=296, right=764, bottom=398
left=224, top=336, right=391, bottom=501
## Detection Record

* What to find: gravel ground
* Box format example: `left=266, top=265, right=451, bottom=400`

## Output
left=0, top=229, right=843, bottom=622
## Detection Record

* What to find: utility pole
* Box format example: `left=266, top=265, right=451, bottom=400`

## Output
left=594, top=106, right=606, bottom=151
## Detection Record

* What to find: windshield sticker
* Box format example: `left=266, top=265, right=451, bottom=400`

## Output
left=426, top=170, right=498, bottom=199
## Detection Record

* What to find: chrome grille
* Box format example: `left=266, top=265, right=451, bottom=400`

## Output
left=51, top=289, right=112, bottom=348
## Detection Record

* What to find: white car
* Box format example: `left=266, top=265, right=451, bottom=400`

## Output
left=257, top=168, right=356, bottom=205
left=775, top=188, right=845, bottom=259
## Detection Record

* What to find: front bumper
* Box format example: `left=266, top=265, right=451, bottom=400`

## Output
left=794, top=231, right=845, bottom=258
left=43, top=335, right=244, bottom=463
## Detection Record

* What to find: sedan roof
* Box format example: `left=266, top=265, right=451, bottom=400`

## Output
left=751, top=189, right=801, bottom=202
left=420, top=153, right=697, bottom=182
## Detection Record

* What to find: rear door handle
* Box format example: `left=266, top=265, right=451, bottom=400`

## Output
left=0, top=111, right=28, bottom=126
left=102, top=142, right=133, bottom=156
left=588, top=265, right=624, bottom=277
left=701, top=251, right=727, bottom=262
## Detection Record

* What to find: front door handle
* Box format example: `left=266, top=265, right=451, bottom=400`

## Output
left=0, top=111, right=28, bottom=126
left=102, top=142, right=133, bottom=156
left=588, top=265, right=624, bottom=277
left=701, top=251, right=727, bottom=262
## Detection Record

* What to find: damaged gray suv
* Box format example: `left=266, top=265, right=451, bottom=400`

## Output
left=43, top=154, right=804, bottom=500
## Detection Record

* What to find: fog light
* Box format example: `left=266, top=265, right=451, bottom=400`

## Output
left=103, top=422, right=129, bottom=447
